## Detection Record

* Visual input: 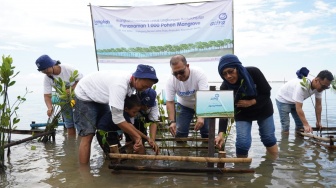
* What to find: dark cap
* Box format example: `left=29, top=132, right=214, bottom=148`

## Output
left=139, top=88, right=157, bottom=107
left=35, top=55, right=56, bottom=71
left=132, top=64, right=158, bottom=83
left=296, top=67, right=309, bottom=79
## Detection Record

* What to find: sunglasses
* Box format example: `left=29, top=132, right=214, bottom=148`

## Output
left=222, top=68, right=236, bottom=77
left=172, top=66, right=187, bottom=77
left=318, top=80, right=330, bottom=90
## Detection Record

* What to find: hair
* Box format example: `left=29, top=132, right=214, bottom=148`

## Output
left=170, top=54, right=187, bottom=66
left=47, top=60, right=61, bottom=81
left=124, top=94, right=141, bottom=109
left=317, top=70, right=334, bottom=81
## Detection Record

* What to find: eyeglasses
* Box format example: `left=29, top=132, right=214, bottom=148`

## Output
left=172, top=66, right=187, bottom=77
left=222, top=68, right=236, bottom=77
left=318, top=80, right=330, bottom=90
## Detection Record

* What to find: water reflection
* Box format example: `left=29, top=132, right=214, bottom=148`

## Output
left=2, top=82, right=336, bottom=187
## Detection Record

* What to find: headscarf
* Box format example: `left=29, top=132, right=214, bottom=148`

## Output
left=218, top=54, right=257, bottom=97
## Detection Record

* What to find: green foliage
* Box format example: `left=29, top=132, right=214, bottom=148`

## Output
left=300, top=76, right=315, bottom=108
left=0, top=55, right=29, bottom=172
left=38, top=70, right=79, bottom=142
left=331, top=75, right=336, bottom=91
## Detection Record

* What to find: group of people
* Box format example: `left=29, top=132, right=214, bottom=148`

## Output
left=35, top=53, right=334, bottom=164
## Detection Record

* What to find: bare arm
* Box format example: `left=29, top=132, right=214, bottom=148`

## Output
left=166, top=101, right=175, bottom=121
left=295, top=102, right=312, bottom=133
left=315, top=97, right=322, bottom=129
left=44, top=94, right=53, bottom=117
left=149, top=122, right=157, bottom=139
left=166, top=101, right=176, bottom=136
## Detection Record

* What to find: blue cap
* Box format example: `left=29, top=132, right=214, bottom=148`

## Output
left=132, top=64, right=158, bottom=83
left=139, top=88, right=156, bottom=107
left=296, top=67, right=309, bottom=79
left=35, top=55, right=56, bottom=71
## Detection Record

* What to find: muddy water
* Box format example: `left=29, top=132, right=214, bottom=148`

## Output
left=1, top=83, right=336, bottom=187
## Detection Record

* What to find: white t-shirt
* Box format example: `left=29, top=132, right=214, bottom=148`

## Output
left=145, top=103, right=159, bottom=121
left=276, top=79, right=322, bottom=104
left=43, top=64, right=83, bottom=94
left=165, top=67, right=208, bottom=109
left=75, top=71, right=135, bottom=110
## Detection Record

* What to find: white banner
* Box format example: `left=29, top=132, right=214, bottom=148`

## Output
left=91, top=0, right=233, bottom=64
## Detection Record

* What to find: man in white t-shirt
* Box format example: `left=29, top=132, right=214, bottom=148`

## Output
left=165, top=54, right=209, bottom=138
left=275, top=70, right=334, bottom=134
left=36, top=54, right=83, bottom=136
left=74, top=64, right=159, bottom=164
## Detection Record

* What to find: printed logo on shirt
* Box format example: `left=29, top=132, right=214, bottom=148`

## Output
left=178, top=89, right=196, bottom=97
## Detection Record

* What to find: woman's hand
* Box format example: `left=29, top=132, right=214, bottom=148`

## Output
left=236, top=99, right=256, bottom=108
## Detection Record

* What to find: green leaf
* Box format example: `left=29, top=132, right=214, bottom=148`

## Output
left=31, top=145, right=36, bottom=150
left=8, top=81, right=16, bottom=86
left=102, top=136, right=107, bottom=145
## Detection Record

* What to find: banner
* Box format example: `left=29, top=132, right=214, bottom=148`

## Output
left=91, top=0, right=233, bottom=64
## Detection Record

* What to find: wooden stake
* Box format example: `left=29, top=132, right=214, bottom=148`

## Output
left=109, top=144, right=120, bottom=163
left=109, top=153, right=252, bottom=163
left=155, top=137, right=208, bottom=141
left=217, top=151, right=226, bottom=168
left=145, top=146, right=208, bottom=149
left=109, top=164, right=255, bottom=173
left=300, top=132, right=336, bottom=142
left=4, top=130, right=55, bottom=148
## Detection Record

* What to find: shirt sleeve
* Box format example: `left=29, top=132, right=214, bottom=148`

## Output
left=147, top=103, right=159, bottom=121
left=197, top=69, right=209, bottom=90
left=165, top=76, right=176, bottom=102
left=111, top=106, right=126, bottom=124
left=43, top=76, right=53, bottom=94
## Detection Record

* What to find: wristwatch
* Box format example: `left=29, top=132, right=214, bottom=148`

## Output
left=168, top=120, right=176, bottom=126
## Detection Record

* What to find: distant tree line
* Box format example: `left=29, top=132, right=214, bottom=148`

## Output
left=97, top=39, right=233, bottom=57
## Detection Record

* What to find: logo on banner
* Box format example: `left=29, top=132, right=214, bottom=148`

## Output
left=94, top=19, right=112, bottom=27
left=210, top=12, right=227, bottom=26
left=219, top=13, right=227, bottom=20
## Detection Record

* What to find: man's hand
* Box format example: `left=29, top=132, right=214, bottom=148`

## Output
left=316, top=122, right=322, bottom=131
left=133, top=139, right=145, bottom=154
left=169, top=123, right=177, bottom=137
left=194, top=117, right=204, bottom=131
left=303, top=124, right=313, bottom=133
left=215, top=136, right=224, bottom=149
left=147, top=138, right=159, bottom=155
left=47, top=108, right=53, bottom=117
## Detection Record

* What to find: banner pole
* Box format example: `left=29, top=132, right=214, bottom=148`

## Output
left=88, top=3, right=100, bottom=71
left=232, top=0, right=235, bottom=54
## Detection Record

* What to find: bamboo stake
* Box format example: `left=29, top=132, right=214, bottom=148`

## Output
left=109, top=164, right=255, bottom=173
left=3, top=130, right=55, bottom=148
left=155, top=137, right=208, bottom=141
left=3, top=129, right=44, bottom=135
left=217, top=151, right=226, bottom=168
left=312, top=127, right=336, bottom=131
left=145, top=146, right=208, bottom=149
left=300, top=132, right=336, bottom=142
left=110, top=144, right=120, bottom=163
left=109, top=153, right=252, bottom=163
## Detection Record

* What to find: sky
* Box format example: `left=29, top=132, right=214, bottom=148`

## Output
left=0, top=0, right=336, bottom=95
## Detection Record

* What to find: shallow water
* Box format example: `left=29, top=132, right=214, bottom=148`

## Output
left=1, top=83, right=336, bottom=187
